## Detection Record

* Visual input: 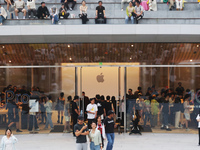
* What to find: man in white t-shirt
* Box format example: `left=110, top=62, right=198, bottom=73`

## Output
left=86, top=98, right=98, bottom=129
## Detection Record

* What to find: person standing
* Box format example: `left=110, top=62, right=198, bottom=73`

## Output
left=0, top=129, right=18, bottom=150
left=196, top=111, right=200, bottom=146
left=104, top=96, right=115, bottom=116
left=183, top=94, right=191, bottom=131
left=176, top=82, right=184, bottom=96
left=56, top=92, right=65, bottom=124
left=89, top=122, right=102, bottom=150
left=72, top=96, right=80, bottom=136
left=86, top=98, right=98, bottom=129
left=174, top=95, right=181, bottom=128
left=63, top=96, right=72, bottom=133
left=96, top=95, right=106, bottom=121
left=44, top=96, right=54, bottom=130
left=104, top=110, right=116, bottom=150
left=6, top=98, right=22, bottom=132
left=160, top=94, right=172, bottom=131
left=74, top=116, right=89, bottom=150
left=97, top=116, right=106, bottom=148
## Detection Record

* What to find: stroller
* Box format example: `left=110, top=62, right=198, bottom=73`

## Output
left=129, top=110, right=143, bottom=135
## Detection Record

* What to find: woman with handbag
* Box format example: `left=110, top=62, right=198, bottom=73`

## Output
left=79, top=0, right=89, bottom=24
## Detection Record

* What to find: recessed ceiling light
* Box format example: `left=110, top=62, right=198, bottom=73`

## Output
left=2, top=46, right=5, bottom=48
left=9, top=60, right=11, bottom=63
left=130, top=57, right=132, bottom=60
left=68, top=45, right=70, bottom=48
left=190, top=59, right=193, bottom=62
left=131, top=45, right=134, bottom=47
left=197, top=45, right=199, bottom=48
left=69, top=57, right=72, bottom=61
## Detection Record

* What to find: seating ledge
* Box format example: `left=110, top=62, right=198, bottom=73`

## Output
left=6, top=17, right=200, bottom=20
left=0, top=2, right=199, bottom=5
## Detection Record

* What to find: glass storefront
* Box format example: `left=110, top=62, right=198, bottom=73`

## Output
left=0, top=43, right=200, bottom=134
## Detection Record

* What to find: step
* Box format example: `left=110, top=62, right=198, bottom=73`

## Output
left=3, top=17, right=200, bottom=25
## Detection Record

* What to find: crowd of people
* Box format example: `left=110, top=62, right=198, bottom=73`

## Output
left=1, top=82, right=200, bottom=148
left=0, top=0, right=194, bottom=25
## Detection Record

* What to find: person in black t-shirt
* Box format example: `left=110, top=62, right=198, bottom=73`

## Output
left=105, top=96, right=115, bottom=116
left=6, top=98, right=22, bottom=132
left=37, top=2, right=50, bottom=19
left=72, top=96, right=80, bottom=136
left=160, top=94, right=172, bottom=131
left=74, top=115, right=89, bottom=150
left=176, top=82, right=185, bottom=96
left=104, top=110, right=116, bottom=150
left=96, top=94, right=106, bottom=120
left=95, top=1, right=106, bottom=24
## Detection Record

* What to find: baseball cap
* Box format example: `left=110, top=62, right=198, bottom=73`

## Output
left=78, top=115, right=84, bottom=120
left=107, top=110, right=114, bottom=116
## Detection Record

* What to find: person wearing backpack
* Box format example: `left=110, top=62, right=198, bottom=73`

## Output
left=133, top=0, right=144, bottom=24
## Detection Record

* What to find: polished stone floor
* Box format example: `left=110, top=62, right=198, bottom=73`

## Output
left=0, top=132, right=199, bottom=150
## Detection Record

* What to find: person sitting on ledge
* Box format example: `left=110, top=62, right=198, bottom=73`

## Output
left=27, top=0, right=37, bottom=19
left=14, top=0, right=26, bottom=19
left=37, top=2, right=50, bottom=19
left=59, top=4, right=69, bottom=19
left=176, top=0, right=183, bottom=11
left=50, top=5, right=59, bottom=24
left=64, top=0, right=77, bottom=11
left=0, top=4, right=7, bottom=25
left=79, top=0, right=89, bottom=24
left=95, top=1, right=106, bottom=24
left=133, top=0, right=144, bottom=24
left=125, top=1, right=135, bottom=24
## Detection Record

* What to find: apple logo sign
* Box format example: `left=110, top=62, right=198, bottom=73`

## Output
left=96, top=73, right=104, bottom=83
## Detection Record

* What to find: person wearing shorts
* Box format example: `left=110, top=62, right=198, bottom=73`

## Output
left=14, top=0, right=26, bottom=19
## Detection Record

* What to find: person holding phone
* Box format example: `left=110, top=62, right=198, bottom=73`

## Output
left=74, top=115, right=89, bottom=150
left=0, top=128, right=18, bottom=150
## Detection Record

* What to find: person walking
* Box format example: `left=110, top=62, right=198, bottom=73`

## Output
left=104, top=110, right=116, bottom=150
left=0, top=128, right=18, bottom=150
left=89, top=122, right=102, bottom=150
left=74, top=115, right=89, bottom=150
left=96, top=116, right=106, bottom=148
left=86, top=98, right=98, bottom=129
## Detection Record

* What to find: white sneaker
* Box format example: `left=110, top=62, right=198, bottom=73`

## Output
left=23, top=16, right=25, bottom=19
left=52, top=18, right=54, bottom=24
left=121, top=9, right=123, bottom=11
left=16, top=16, right=19, bottom=19
left=69, top=8, right=72, bottom=11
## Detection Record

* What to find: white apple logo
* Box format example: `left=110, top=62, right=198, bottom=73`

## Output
left=96, top=73, right=104, bottom=83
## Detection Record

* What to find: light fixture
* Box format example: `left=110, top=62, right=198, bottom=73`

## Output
left=68, top=45, right=70, bottom=48
left=130, top=57, right=132, bottom=60
left=131, top=45, right=134, bottom=47
left=190, top=59, right=193, bottom=62
left=197, top=45, right=199, bottom=48
left=69, top=57, right=72, bottom=61
left=9, top=60, right=11, bottom=63
left=2, top=46, right=5, bottom=48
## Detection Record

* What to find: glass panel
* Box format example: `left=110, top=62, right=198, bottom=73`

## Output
left=126, top=67, right=200, bottom=134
